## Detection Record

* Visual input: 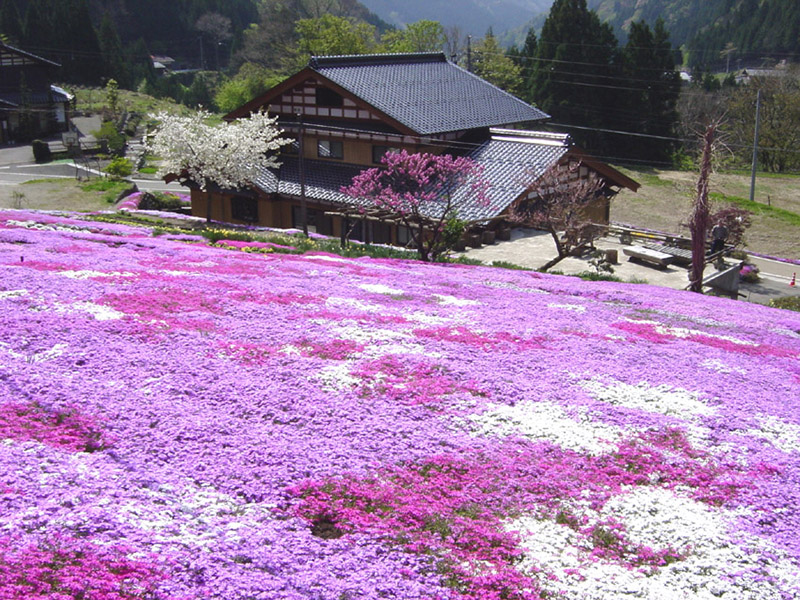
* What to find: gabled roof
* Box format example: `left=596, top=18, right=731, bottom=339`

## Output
left=253, top=129, right=638, bottom=224
left=0, top=42, right=60, bottom=68
left=227, top=53, right=549, bottom=136
left=455, top=129, right=572, bottom=222
left=308, top=53, right=549, bottom=135
left=0, top=85, right=72, bottom=107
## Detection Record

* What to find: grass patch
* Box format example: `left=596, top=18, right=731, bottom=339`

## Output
left=709, top=192, right=800, bottom=227
left=21, top=178, right=65, bottom=185
left=137, top=166, right=158, bottom=174
left=574, top=271, right=625, bottom=282
left=79, top=179, right=131, bottom=204
left=70, top=86, right=194, bottom=118
left=617, top=167, right=673, bottom=187
left=490, top=260, right=532, bottom=270
left=725, top=169, right=800, bottom=179
left=769, top=296, right=800, bottom=312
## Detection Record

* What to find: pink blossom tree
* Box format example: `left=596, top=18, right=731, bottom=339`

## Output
left=341, top=150, right=487, bottom=261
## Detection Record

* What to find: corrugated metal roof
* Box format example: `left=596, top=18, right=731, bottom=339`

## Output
left=309, top=53, right=549, bottom=135
left=253, top=130, right=569, bottom=224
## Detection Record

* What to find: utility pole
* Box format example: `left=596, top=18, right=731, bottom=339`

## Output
left=749, top=89, right=762, bottom=204
left=296, top=112, right=309, bottom=237
left=466, top=36, right=472, bottom=71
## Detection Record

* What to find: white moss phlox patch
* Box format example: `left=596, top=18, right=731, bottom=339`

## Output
left=358, top=283, right=405, bottom=295
left=548, top=303, right=587, bottom=313
left=58, top=270, right=135, bottom=280
left=582, top=378, right=715, bottom=418
left=433, top=294, right=480, bottom=307
left=749, top=415, right=800, bottom=454
left=467, top=400, right=621, bottom=455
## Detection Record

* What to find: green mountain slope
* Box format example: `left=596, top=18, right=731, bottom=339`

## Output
left=588, top=0, right=800, bottom=67
left=359, top=0, right=553, bottom=36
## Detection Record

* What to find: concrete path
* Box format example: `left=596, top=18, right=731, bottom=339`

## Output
left=457, top=228, right=800, bottom=306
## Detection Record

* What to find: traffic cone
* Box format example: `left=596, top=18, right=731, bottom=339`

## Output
left=791, top=273, right=796, bottom=287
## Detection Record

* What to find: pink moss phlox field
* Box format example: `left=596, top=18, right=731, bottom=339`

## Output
left=0, top=402, right=111, bottom=453
left=1, top=209, right=799, bottom=599
left=0, top=535, right=168, bottom=600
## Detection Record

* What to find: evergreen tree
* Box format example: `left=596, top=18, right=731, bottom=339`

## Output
left=530, top=0, right=621, bottom=154
left=620, top=20, right=681, bottom=162
left=58, top=0, right=104, bottom=83
left=22, top=0, right=56, bottom=52
left=513, top=28, right=538, bottom=104
left=97, top=12, right=129, bottom=87
left=127, top=38, right=156, bottom=90
left=0, top=0, right=23, bottom=46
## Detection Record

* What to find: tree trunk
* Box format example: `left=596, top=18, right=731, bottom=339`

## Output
left=689, top=125, right=715, bottom=293
left=417, top=223, right=430, bottom=262
left=539, top=227, right=567, bottom=271
left=539, top=253, right=568, bottom=272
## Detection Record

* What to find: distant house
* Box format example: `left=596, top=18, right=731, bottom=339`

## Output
left=0, top=42, right=72, bottom=144
left=199, top=53, right=638, bottom=244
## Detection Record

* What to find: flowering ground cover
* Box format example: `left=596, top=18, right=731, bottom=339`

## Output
left=1, top=208, right=799, bottom=600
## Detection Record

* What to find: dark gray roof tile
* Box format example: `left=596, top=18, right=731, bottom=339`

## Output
left=255, top=129, right=569, bottom=224
left=310, top=53, right=548, bottom=135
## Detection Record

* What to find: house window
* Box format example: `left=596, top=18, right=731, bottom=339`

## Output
left=231, top=196, right=258, bottom=223
left=318, top=139, right=343, bottom=159
left=372, top=145, right=400, bottom=164
left=315, top=86, right=344, bottom=107
left=292, top=206, right=322, bottom=233
left=370, top=221, right=392, bottom=244
left=397, top=225, right=413, bottom=246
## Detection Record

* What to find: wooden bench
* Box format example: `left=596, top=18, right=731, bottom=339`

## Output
left=643, top=243, right=693, bottom=266
left=622, top=246, right=674, bottom=269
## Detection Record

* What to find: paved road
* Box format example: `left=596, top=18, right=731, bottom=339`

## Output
left=0, top=161, right=184, bottom=194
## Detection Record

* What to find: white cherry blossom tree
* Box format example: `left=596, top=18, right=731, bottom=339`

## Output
left=147, top=110, right=291, bottom=221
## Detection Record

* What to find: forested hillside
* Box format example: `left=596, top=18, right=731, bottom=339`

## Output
left=588, top=0, right=800, bottom=68
left=359, top=0, right=552, bottom=36
left=0, top=0, right=388, bottom=84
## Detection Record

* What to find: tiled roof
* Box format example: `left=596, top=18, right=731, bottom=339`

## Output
left=253, top=129, right=570, bottom=224
left=456, top=129, right=570, bottom=222
left=254, top=158, right=365, bottom=208
left=309, top=53, right=549, bottom=135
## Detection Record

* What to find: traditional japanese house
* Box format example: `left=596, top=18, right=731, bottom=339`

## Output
left=199, top=52, right=638, bottom=244
left=0, top=42, right=72, bottom=144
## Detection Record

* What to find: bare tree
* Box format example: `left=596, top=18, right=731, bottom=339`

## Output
left=689, top=125, right=716, bottom=293
left=196, top=12, right=232, bottom=70
left=443, top=25, right=465, bottom=63
left=509, top=162, right=606, bottom=271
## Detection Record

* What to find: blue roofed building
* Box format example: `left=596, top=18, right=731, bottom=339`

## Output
left=199, top=52, right=638, bottom=244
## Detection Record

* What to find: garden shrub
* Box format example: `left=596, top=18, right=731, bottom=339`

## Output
left=138, top=191, right=188, bottom=211
left=105, top=157, right=134, bottom=179
left=93, top=121, right=127, bottom=156
left=31, top=139, right=51, bottom=163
